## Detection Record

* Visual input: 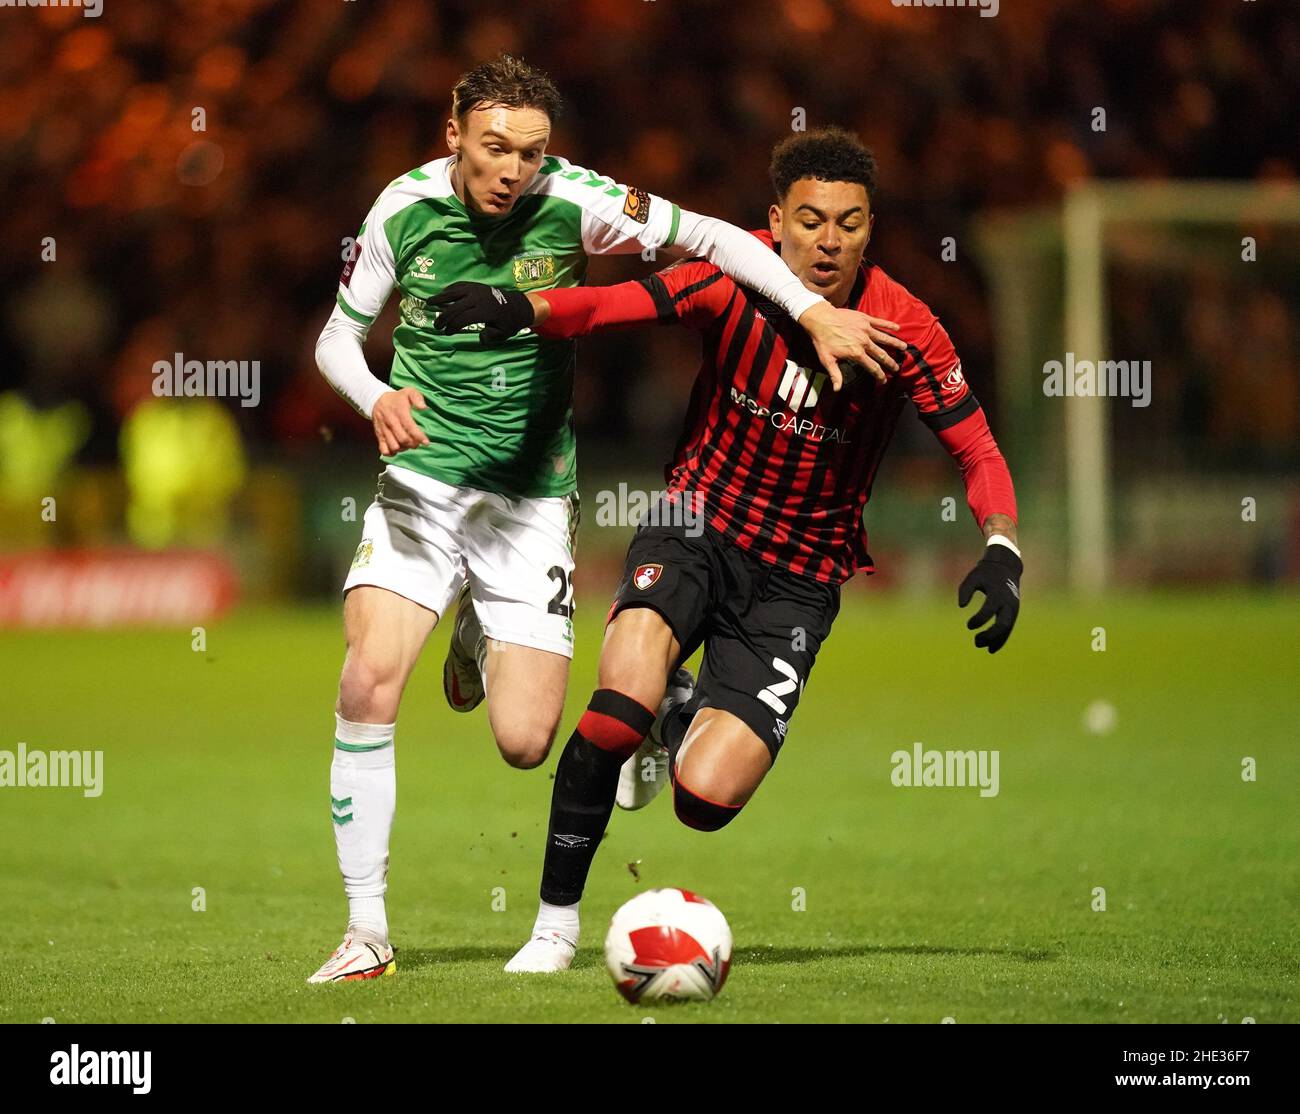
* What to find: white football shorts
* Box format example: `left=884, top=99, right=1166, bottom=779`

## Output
left=343, top=465, right=578, bottom=658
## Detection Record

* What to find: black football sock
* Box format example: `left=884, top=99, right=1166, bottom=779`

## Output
left=539, top=690, right=655, bottom=906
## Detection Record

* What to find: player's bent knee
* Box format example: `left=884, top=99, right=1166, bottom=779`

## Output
left=338, top=652, right=405, bottom=721
left=672, top=776, right=744, bottom=832
left=596, top=664, right=664, bottom=717
left=494, top=722, right=558, bottom=770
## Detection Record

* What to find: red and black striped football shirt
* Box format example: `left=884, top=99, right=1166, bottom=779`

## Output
left=537, top=232, right=1015, bottom=583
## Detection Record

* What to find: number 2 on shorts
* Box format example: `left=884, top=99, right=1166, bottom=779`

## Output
left=546, top=564, right=573, bottom=619
left=758, top=657, right=803, bottom=715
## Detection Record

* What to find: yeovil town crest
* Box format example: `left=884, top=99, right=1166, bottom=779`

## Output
left=512, top=252, right=556, bottom=290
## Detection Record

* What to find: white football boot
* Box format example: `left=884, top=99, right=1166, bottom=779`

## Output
left=616, top=667, right=695, bottom=811
left=442, top=584, right=485, bottom=713
left=306, top=929, right=395, bottom=984
left=503, top=928, right=578, bottom=974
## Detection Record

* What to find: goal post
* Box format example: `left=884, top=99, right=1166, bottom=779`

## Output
left=974, top=180, right=1300, bottom=593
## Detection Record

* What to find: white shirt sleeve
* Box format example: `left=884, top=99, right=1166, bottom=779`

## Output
left=314, top=304, right=392, bottom=419
left=668, top=208, right=823, bottom=321
left=569, top=165, right=823, bottom=320
left=335, top=204, right=398, bottom=326
left=316, top=197, right=400, bottom=419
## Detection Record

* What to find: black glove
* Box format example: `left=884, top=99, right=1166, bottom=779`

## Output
left=957, top=542, right=1022, bottom=653
left=430, top=281, right=534, bottom=344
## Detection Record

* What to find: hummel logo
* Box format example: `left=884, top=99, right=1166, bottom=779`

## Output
left=553, top=834, right=590, bottom=847
left=408, top=255, right=436, bottom=281
left=1007, top=580, right=1020, bottom=600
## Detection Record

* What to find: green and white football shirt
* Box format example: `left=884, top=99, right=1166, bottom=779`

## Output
left=336, top=155, right=684, bottom=499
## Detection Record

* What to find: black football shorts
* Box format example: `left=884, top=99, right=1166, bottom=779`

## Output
left=608, top=518, right=840, bottom=759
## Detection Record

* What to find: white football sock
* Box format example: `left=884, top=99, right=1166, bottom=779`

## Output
left=331, top=714, right=396, bottom=944
left=534, top=899, right=580, bottom=942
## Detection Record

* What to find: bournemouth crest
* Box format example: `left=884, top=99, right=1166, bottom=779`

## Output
left=633, top=563, right=663, bottom=591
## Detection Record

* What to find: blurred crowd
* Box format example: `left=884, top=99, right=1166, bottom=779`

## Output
left=1, top=0, right=1298, bottom=471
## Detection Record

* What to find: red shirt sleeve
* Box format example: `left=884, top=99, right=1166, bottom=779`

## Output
left=535, top=259, right=732, bottom=339
left=898, top=316, right=1018, bottom=527
left=934, top=406, right=1018, bottom=528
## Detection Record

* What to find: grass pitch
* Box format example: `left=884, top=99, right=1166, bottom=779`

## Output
left=1, top=590, right=1297, bottom=1023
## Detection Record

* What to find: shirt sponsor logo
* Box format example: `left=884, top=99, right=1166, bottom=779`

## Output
left=728, top=385, right=852, bottom=444
left=399, top=295, right=432, bottom=327
left=512, top=252, right=556, bottom=290
left=776, top=360, right=826, bottom=410
left=633, top=563, right=663, bottom=590
left=771, top=411, right=852, bottom=443
left=622, top=187, right=651, bottom=225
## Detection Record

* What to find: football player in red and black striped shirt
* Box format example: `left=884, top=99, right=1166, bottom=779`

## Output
left=434, top=127, right=1021, bottom=972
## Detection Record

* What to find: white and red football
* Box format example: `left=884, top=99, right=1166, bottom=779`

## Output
left=604, top=888, right=733, bottom=1003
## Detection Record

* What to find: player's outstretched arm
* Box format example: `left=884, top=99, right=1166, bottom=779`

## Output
left=430, top=278, right=678, bottom=341
left=551, top=161, right=903, bottom=383
left=797, top=300, right=906, bottom=390
left=899, top=315, right=1021, bottom=651
left=940, top=414, right=1021, bottom=653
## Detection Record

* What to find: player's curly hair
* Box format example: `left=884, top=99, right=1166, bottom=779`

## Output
left=769, top=127, right=878, bottom=201
left=452, top=53, right=563, bottom=122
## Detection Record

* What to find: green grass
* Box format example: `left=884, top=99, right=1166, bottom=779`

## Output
left=1, top=590, right=1297, bottom=1023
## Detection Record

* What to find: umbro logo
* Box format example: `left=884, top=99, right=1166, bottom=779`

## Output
left=553, top=834, right=590, bottom=847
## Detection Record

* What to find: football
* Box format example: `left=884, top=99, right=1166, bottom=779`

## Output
left=604, top=888, right=733, bottom=1003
